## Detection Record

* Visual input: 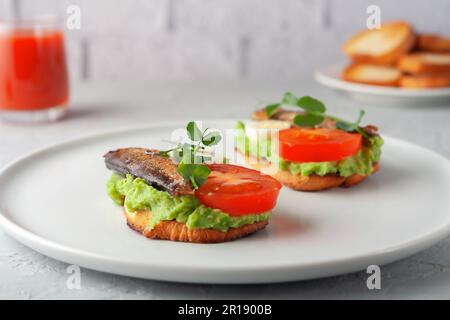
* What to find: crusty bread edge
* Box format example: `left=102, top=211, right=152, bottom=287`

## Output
left=123, top=206, right=269, bottom=243
left=246, top=153, right=380, bottom=191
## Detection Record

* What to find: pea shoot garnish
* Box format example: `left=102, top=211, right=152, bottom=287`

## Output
left=159, top=121, right=221, bottom=189
left=265, top=92, right=366, bottom=135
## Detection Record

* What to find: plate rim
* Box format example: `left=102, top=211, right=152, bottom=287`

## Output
left=315, top=63, right=450, bottom=97
left=1, top=119, right=450, bottom=283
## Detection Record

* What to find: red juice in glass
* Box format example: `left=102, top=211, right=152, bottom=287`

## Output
left=0, top=18, right=69, bottom=122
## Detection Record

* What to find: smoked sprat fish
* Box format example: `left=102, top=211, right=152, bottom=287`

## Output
left=104, top=147, right=193, bottom=196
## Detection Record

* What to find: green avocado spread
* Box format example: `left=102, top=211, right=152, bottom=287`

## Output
left=236, top=121, right=383, bottom=178
left=107, top=174, right=271, bottom=232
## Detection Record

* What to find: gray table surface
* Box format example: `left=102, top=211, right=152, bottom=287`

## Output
left=0, top=79, right=450, bottom=299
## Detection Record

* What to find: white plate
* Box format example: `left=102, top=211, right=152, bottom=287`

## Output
left=1, top=120, right=450, bottom=284
left=315, top=64, right=450, bottom=106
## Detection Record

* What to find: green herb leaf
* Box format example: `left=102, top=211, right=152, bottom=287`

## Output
left=294, top=113, right=325, bottom=127
left=159, top=121, right=224, bottom=189
left=178, top=143, right=192, bottom=162
left=355, top=110, right=365, bottom=126
left=335, top=110, right=366, bottom=132
left=186, top=121, right=203, bottom=141
left=157, top=146, right=179, bottom=158
left=177, top=162, right=211, bottom=189
left=297, top=96, right=326, bottom=113
left=265, top=103, right=280, bottom=117
left=157, top=150, right=170, bottom=158
left=335, top=121, right=356, bottom=132
left=282, top=92, right=298, bottom=105
left=202, top=131, right=222, bottom=146
left=264, top=93, right=369, bottom=133
left=236, top=120, right=246, bottom=131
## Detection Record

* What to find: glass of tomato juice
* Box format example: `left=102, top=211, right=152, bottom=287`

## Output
left=0, top=18, right=69, bottom=122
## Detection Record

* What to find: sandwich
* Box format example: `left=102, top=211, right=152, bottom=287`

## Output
left=237, top=93, right=383, bottom=191
left=104, top=122, right=282, bottom=243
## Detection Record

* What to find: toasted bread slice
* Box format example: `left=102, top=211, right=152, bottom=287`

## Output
left=398, top=52, right=450, bottom=74
left=342, top=64, right=401, bottom=86
left=251, top=162, right=380, bottom=191
left=343, top=21, right=415, bottom=65
left=124, top=206, right=269, bottom=243
left=400, top=74, right=450, bottom=88
left=246, top=152, right=380, bottom=191
left=417, top=34, right=450, bottom=53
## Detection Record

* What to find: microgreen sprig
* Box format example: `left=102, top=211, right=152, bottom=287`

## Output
left=265, top=92, right=366, bottom=135
left=159, top=121, right=221, bottom=189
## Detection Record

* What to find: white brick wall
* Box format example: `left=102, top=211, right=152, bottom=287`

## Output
left=172, top=0, right=325, bottom=36
left=1, top=0, right=450, bottom=81
left=0, top=0, right=16, bottom=18
left=90, top=33, right=240, bottom=81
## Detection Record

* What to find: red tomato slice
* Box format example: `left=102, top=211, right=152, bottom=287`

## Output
left=195, top=164, right=282, bottom=216
left=278, top=128, right=362, bottom=163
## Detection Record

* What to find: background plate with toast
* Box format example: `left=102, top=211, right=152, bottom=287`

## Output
left=315, top=64, right=450, bottom=106
left=315, top=21, right=450, bottom=106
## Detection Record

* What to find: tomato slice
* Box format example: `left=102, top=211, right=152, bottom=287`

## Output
left=278, top=128, right=362, bottom=163
left=195, top=164, right=282, bottom=216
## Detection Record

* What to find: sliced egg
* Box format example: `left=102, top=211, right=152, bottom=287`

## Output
left=245, top=120, right=291, bottom=140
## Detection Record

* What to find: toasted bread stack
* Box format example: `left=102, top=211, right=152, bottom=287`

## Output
left=342, top=21, right=450, bottom=89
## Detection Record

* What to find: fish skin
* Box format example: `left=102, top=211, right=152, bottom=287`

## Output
left=104, top=147, right=194, bottom=196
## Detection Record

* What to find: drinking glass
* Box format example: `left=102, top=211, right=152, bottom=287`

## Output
left=0, top=17, right=69, bottom=122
